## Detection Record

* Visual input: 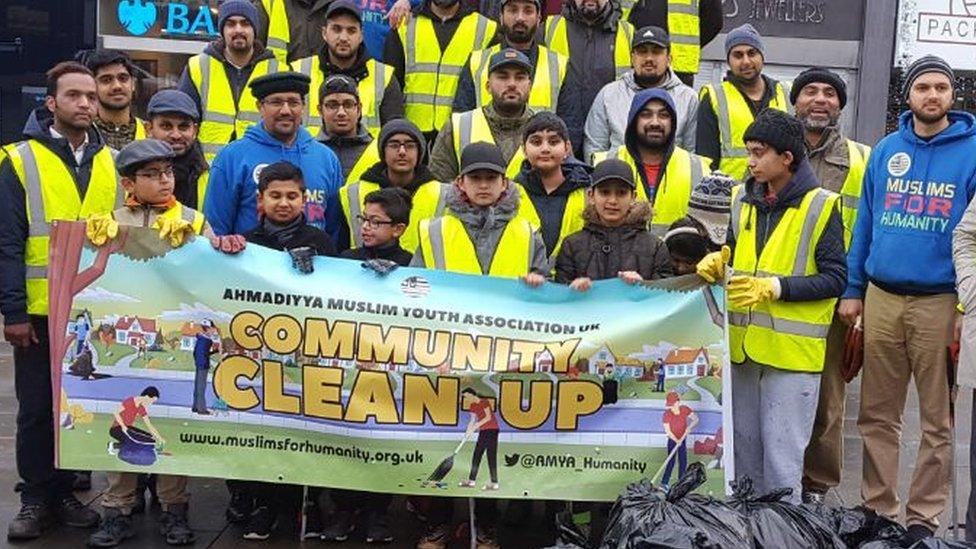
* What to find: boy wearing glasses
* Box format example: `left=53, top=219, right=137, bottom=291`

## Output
left=337, top=118, right=445, bottom=252
left=340, top=187, right=413, bottom=266
left=316, top=75, right=380, bottom=185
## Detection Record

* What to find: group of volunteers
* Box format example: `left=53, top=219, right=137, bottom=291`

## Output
left=1, top=0, right=975, bottom=547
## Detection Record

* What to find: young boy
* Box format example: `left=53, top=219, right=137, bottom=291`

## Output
left=236, top=160, right=337, bottom=541
left=411, top=142, right=548, bottom=549
left=555, top=159, right=674, bottom=289
left=340, top=187, right=413, bottom=266
left=663, top=217, right=712, bottom=276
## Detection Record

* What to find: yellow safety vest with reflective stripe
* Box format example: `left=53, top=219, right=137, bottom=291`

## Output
left=668, top=0, right=700, bottom=74
left=158, top=202, right=207, bottom=234
left=1, top=140, right=119, bottom=316
left=346, top=145, right=382, bottom=185
left=400, top=13, right=496, bottom=132
left=839, top=139, right=870, bottom=250
left=418, top=214, right=534, bottom=277
left=451, top=109, right=525, bottom=179
left=728, top=185, right=840, bottom=372
left=702, top=80, right=790, bottom=180
left=196, top=170, right=210, bottom=212
left=468, top=45, right=568, bottom=111
left=187, top=54, right=284, bottom=161
left=291, top=55, right=392, bottom=138
left=592, top=145, right=709, bottom=233
left=515, top=183, right=585, bottom=260
left=340, top=179, right=446, bottom=252
left=265, top=0, right=289, bottom=61
left=544, top=16, right=634, bottom=78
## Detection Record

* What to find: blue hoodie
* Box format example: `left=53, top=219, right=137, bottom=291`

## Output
left=204, top=122, right=344, bottom=241
left=624, top=88, right=677, bottom=201
left=845, top=110, right=976, bottom=298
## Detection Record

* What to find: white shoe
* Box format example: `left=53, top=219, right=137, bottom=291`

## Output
left=107, top=442, right=119, bottom=456
left=459, top=480, right=476, bottom=488
left=482, top=482, right=499, bottom=491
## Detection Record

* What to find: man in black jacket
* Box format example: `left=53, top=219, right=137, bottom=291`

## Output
left=144, top=89, right=210, bottom=211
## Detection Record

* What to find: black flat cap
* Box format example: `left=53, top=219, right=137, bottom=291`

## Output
left=249, top=71, right=312, bottom=100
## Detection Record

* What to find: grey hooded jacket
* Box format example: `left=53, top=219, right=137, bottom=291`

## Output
left=953, top=197, right=976, bottom=388
left=583, top=68, right=698, bottom=162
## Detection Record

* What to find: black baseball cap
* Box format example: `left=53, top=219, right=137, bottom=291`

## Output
left=591, top=158, right=636, bottom=189
left=318, top=74, right=359, bottom=103
left=325, top=0, right=362, bottom=22
left=488, top=48, right=533, bottom=75
left=459, top=142, right=507, bottom=176
left=632, top=25, right=670, bottom=50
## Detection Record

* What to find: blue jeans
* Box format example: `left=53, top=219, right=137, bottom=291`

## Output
left=661, top=438, right=687, bottom=486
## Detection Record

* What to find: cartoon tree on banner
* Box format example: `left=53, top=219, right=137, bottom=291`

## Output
left=48, top=221, right=176, bottom=367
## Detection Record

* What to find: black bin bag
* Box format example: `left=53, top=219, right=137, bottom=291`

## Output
left=727, top=478, right=845, bottom=549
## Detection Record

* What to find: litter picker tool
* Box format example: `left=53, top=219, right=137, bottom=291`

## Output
left=948, top=341, right=962, bottom=540
left=426, top=431, right=472, bottom=484
left=652, top=432, right=691, bottom=485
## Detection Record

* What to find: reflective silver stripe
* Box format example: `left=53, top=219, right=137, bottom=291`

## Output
left=201, top=143, right=225, bottom=156
left=348, top=184, right=364, bottom=247
left=428, top=218, right=447, bottom=270
left=434, top=185, right=447, bottom=216
left=405, top=19, right=417, bottom=68
left=16, top=142, right=51, bottom=237
left=668, top=1, right=699, bottom=15
left=841, top=193, right=859, bottom=212
left=473, top=16, right=489, bottom=49
left=689, top=154, right=703, bottom=188
left=179, top=205, right=196, bottom=224
left=405, top=93, right=458, bottom=106
left=26, top=265, right=47, bottom=278
left=791, top=189, right=830, bottom=276
left=669, top=34, right=700, bottom=45
left=267, top=37, right=288, bottom=51
left=729, top=186, right=745, bottom=239
left=711, top=85, right=747, bottom=157
left=203, top=111, right=237, bottom=125
left=545, top=16, right=562, bottom=44
left=616, top=25, right=633, bottom=77
left=546, top=49, right=560, bottom=107
left=266, top=58, right=281, bottom=73
left=367, top=62, right=387, bottom=128
left=237, top=112, right=262, bottom=123
left=300, top=57, right=315, bottom=121
left=199, top=54, right=211, bottom=120
left=473, top=50, right=493, bottom=105
left=457, top=111, right=474, bottom=150
left=728, top=311, right=829, bottom=338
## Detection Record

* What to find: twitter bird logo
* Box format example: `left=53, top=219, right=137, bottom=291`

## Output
left=504, top=453, right=520, bottom=467
left=118, top=0, right=157, bottom=36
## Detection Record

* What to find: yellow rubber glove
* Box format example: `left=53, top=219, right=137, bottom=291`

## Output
left=152, top=217, right=195, bottom=247
left=696, top=245, right=731, bottom=283
left=85, top=214, right=119, bottom=246
left=728, top=275, right=781, bottom=308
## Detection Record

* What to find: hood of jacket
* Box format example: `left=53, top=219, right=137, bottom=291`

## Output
left=621, top=67, right=686, bottom=93
left=897, top=109, right=976, bottom=147
left=562, top=0, right=622, bottom=30
left=360, top=160, right=438, bottom=193
left=515, top=156, right=592, bottom=196
left=581, top=200, right=652, bottom=234
left=446, top=182, right=520, bottom=231
left=624, top=87, right=677, bottom=168
left=202, top=40, right=275, bottom=66
left=316, top=121, right=373, bottom=149
left=243, top=120, right=318, bottom=152
left=741, top=157, right=820, bottom=211
left=317, top=43, right=372, bottom=80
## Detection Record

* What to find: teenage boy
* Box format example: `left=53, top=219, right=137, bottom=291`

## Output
left=340, top=187, right=413, bottom=265
left=316, top=75, right=380, bottom=185
left=513, top=112, right=591, bottom=260
left=554, top=158, right=673, bottom=288
left=696, top=109, right=846, bottom=503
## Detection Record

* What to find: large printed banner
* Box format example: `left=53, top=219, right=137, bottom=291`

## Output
left=50, top=222, right=732, bottom=500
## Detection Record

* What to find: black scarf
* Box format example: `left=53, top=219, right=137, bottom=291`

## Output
left=261, top=214, right=306, bottom=248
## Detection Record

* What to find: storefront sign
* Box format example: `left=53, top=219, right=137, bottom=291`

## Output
left=721, top=0, right=865, bottom=40
left=100, top=0, right=217, bottom=41
left=896, top=0, right=976, bottom=69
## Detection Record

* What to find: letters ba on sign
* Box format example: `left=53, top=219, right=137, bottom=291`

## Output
left=898, top=0, right=976, bottom=70
left=99, top=0, right=218, bottom=41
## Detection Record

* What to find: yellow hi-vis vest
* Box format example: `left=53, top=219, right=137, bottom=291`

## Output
left=702, top=80, right=791, bottom=180
left=515, top=183, right=585, bottom=260
left=468, top=45, right=568, bottom=111
left=544, top=16, right=634, bottom=78
left=1, top=140, right=120, bottom=316
left=668, top=0, right=701, bottom=74
left=839, top=139, right=871, bottom=250
left=592, top=145, right=709, bottom=233
left=264, top=0, right=289, bottom=61
left=134, top=119, right=147, bottom=140
left=291, top=55, right=393, bottom=138
left=451, top=109, right=525, bottom=179
left=346, top=145, right=382, bottom=185
left=728, top=185, right=840, bottom=373
left=340, top=179, right=446, bottom=251
left=187, top=53, right=284, bottom=161
left=400, top=13, right=496, bottom=132
left=418, top=214, right=534, bottom=277
left=196, top=170, right=211, bottom=212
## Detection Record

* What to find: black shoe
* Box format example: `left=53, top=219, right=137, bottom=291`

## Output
left=159, top=503, right=196, bottom=546
left=321, top=510, right=354, bottom=542
left=365, top=511, right=393, bottom=544
left=243, top=506, right=277, bottom=541
left=58, top=494, right=101, bottom=528
left=7, top=504, right=55, bottom=540
left=74, top=471, right=93, bottom=491
left=303, top=501, right=324, bottom=540
left=226, top=489, right=252, bottom=524
left=899, top=524, right=934, bottom=547
left=87, top=509, right=134, bottom=547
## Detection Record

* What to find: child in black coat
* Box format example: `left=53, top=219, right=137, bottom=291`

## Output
left=339, top=187, right=413, bottom=266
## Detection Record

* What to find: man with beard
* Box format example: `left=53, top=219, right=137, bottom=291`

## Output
left=204, top=71, right=345, bottom=241
left=454, top=0, right=579, bottom=143
left=592, top=88, right=709, bottom=235
left=144, top=90, right=211, bottom=211
left=83, top=50, right=145, bottom=150
left=625, top=0, right=723, bottom=86
left=292, top=0, right=404, bottom=139
left=544, top=0, right=634, bottom=157
left=429, top=48, right=534, bottom=181
left=584, top=25, right=698, bottom=161
left=0, top=61, right=111, bottom=540
left=316, top=75, right=381, bottom=188
left=178, top=0, right=283, bottom=162
left=384, top=0, right=497, bottom=143
left=839, top=55, right=975, bottom=546
left=790, top=67, right=871, bottom=506
left=695, top=24, right=790, bottom=180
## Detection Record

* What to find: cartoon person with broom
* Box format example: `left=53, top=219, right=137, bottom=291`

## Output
left=459, top=388, right=500, bottom=491
left=661, top=390, right=698, bottom=487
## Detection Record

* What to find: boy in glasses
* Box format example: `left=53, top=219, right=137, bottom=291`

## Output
left=340, top=187, right=413, bottom=266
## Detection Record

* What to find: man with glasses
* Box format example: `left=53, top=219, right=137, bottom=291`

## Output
left=338, top=118, right=444, bottom=253
left=204, top=71, right=345, bottom=242
left=316, top=75, right=380, bottom=186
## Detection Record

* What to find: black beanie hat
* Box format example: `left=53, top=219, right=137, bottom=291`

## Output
left=790, top=67, right=847, bottom=109
left=742, top=109, right=806, bottom=163
left=902, top=55, right=954, bottom=102
left=378, top=118, right=427, bottom=165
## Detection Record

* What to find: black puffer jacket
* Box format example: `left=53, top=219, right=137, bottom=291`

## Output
left=554, top=201, right=673, bottom=283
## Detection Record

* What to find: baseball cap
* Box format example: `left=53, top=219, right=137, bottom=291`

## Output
left=459, top=142, right=507, bottom=176
left=590, top=158, right=636, bottom=189
left=325, top=0, right=362, bottom=22
left=632, top=26, right=670, bottom=49
left=488, top=48, right=533, bottom=75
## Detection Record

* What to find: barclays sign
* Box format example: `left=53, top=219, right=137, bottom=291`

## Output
left=112, top=0, right=218, bottom=39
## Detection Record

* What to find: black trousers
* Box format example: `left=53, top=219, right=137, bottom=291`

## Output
left=15, top=317, right=74, bottom=504
left=332, top=489, right=392, bottom=513
left=469, top=429, right=499, bottom=483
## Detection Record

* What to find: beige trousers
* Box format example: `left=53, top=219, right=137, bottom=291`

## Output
left=102, top=473, right=189, bottom=513
left=802, top=316, right=848, bottom=493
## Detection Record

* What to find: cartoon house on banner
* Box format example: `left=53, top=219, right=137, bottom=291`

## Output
left=587, top=345, right=645, bottom=378
left=114, top=316, right=158, bottom=348
left=663, top=348, right=709, bottom=379
left=179, top=322, right=222, bottom=354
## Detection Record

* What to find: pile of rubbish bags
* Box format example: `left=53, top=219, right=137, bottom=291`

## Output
left=555, top=463, right=974, bottom=549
